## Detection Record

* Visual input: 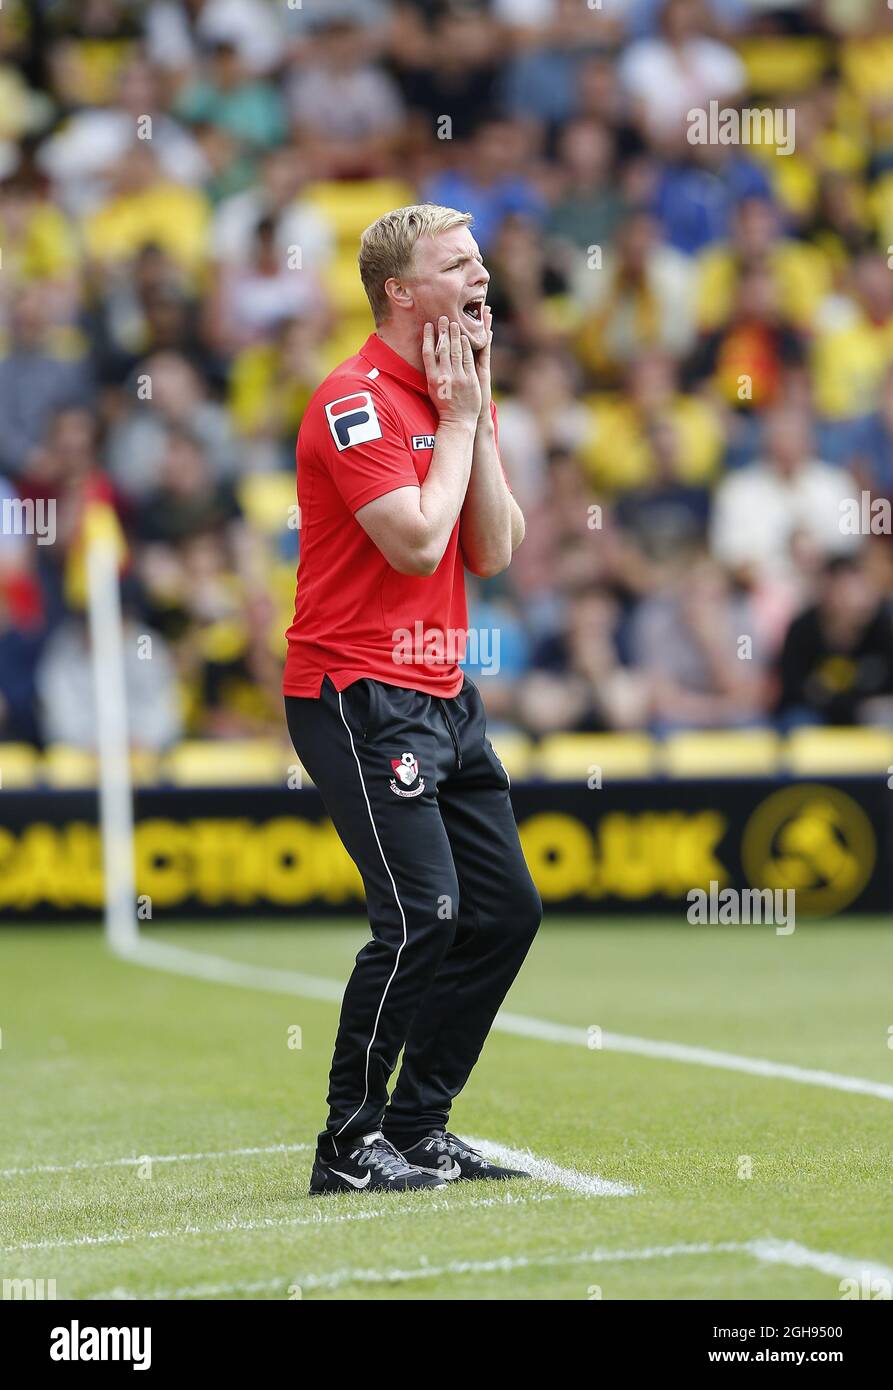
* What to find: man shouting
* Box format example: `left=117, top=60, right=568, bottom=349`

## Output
left=284, top=203, right=542, bottom=1195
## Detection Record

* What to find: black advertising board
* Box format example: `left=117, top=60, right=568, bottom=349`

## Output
left=0, top=776, right=888, bottom=921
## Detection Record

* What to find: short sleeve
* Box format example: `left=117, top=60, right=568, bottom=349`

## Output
left=490, top=399, right=513, bottom=494
left=316, top=384, right=419, bottom=514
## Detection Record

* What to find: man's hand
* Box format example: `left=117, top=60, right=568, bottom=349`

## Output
left=456, top=302, right=524, bottom=575
left=475, top=304, right=493, bottom=425
left=423, top=317, right=481, bottom=427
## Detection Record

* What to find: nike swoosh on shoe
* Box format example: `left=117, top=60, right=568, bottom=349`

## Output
left=330, top=1168, right=372, bottom=1188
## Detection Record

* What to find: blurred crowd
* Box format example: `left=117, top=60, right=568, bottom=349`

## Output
left=4, top=0, right=893, bottom=751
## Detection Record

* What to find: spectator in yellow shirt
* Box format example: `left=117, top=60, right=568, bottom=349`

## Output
left=82, top=144, right=211, bottom=278
left=581, top=352, right=723, bottom=493
left=811, top=248, right=893, bottom=461
left=696, top=196, right=831, bottom=334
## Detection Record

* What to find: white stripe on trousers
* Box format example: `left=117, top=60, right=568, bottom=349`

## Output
left=333, top=690, right=410, bottom=1147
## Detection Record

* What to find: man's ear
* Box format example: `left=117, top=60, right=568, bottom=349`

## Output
left=384, top=277, right=413, bottom=312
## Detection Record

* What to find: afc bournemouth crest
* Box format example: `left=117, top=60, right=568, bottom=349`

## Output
left=389, top=751, right=425, bottom=798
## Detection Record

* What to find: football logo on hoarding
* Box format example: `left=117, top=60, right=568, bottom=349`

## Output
left=390, top=751, right=425, bottom=798
left=325, top=392, right=383, bottom=451
left=741, top=783, right=875, bottom=916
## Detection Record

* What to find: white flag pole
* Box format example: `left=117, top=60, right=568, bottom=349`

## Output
left=86, top=523, right=138, bottom=954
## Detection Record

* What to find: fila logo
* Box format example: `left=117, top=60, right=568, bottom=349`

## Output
left=411, top=434, right=435, bottom=449
left=325, top=392, right=383, bottom=451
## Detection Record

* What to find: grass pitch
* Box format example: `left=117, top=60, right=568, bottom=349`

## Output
left=2, top=919, right=892, bottom=1300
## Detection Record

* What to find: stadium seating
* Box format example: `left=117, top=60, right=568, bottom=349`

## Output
left=304, top=177, right=414, bottom=366
left=42, top=745, right=98, bottom=788
left=0, top=743, right=40, bottom=789
left=534, top=733, right=657, bottom=782
left=661, top=730, right=782, bottom=778
left=39, top=746, right=161, bottom=788
left=15, top=729, right=893, bottom=790
left=163, top=738, right=305, bottom=787
left=303, top=179, right=416, bottom=250
left=783, top=727, right=893, bottom=776
left=487, top=730, right=535, bottom=781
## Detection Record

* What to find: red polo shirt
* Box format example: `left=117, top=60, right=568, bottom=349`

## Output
left=284, top=332, right=489, bottom=699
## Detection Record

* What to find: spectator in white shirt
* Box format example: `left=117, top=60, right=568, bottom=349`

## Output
left=145, top=0, right=284, bottom=76
left=37, top=615, right=183, bottom=751
left=619, top=0, right=746, bottom=142
left=205, top=214, right=326, bottom=355
left=38, top=59, right=209, bottom=217
left=710, top=403, right=861, bottom=587
left=210, top=146, right=332, bottom=270
left=285, top=20, right=405, bottom=177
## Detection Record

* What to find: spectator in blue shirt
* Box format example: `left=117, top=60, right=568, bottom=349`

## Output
left=0, top=287, right=94, bottom=480
left=846, top=363, right=893, bottom=496
left=652, top=150, right=773, bottom=256
left=423, top=119, right=547, bottom=251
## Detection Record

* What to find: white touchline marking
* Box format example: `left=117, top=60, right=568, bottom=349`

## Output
left=2, top=1137, right=628, bottom=1197
left=116, top=938, right=345, bottom=1002
left=0, top=1189, right=553, bottom=1256
left=462, top=1136, right=634, bottom=1197
left=116, top=938, right=893, bottom=1105
left=0, top=1143, right=311, bottom=1180
left=2, top=1136, right=628, bottom=1251
left=86, top=1238, right=893, bottom=1300
left=496, top=1011, right=893, bottom=1103
left=745, top=1239, right=893, bottom=1287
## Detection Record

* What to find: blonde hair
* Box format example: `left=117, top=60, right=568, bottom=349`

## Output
left=358, top=203, right=473, bottom=325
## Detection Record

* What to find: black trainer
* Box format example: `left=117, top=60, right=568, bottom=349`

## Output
left=308, top=1131, right=449, bottom=1195
left=392, top=1131, right=531, bottom=1182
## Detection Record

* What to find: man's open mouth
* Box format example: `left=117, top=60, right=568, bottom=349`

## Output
left=462, top=297, right=485, bottom=324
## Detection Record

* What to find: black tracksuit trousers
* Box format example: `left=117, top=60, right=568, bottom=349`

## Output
left=285, top=675, right=542, bottom=1159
